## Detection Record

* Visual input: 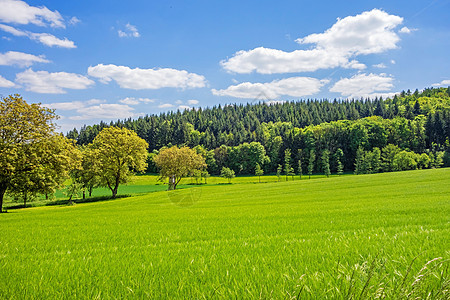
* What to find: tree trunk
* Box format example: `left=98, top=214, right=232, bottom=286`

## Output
left=89, top=187, right=92, bottom=197
left=111, top=185, right=118, bottom=198
left=168, top=175, right=176, bottom=190
left=68, top=194, right=73, bottom=206
left=23, top=191, right=27, bottom=208
left=82, top=190, right=85, bottom=200
left=0, top=185, right=6, bottom=213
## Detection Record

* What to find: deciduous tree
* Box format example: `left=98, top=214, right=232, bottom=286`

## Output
left=154, top=146, right=206, bottom=190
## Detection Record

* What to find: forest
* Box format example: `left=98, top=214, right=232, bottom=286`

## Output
left=67, top=87, right=450, bottom=175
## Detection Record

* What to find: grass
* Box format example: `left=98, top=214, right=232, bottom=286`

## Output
left=0, top=168, right=449, bottom=298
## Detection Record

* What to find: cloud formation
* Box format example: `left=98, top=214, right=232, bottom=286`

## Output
left=432, top=79, right=450, bottom=87
left=0, top=0, right=65, bottom=28
left=0, top=75, right=15, bottom=87
left=15, top=69, right=95, bottom=93
left=212, top=77, right=328, bottom=99
left=329, top=73, right=394, bottom=98
left=0, top=24, right=76, bottom=48
left=221, top=9, right=403, bottom=74
left=0, top=51, right=49, bottom=67
left=88, top=64, right=207, bottom=90
left=118, top=23, right=140, bottom=38
left=119, top=97, right=155, bottom=105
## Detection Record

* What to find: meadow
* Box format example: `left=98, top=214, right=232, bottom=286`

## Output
left=0, top=169, right=449, bottom=299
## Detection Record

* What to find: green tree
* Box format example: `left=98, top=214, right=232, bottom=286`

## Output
left=392, top=150, right=418, bottom=171
left=354, top=146, right=365, bottom=175
left=155, top=146, right=206, bottom=190
left=255, top=163, right=264, bottom=183
left=276, top=164, right=282, bottom=182
left=321, top=150, right=331, bottom=177
left=381, top=144, right=401, bottom=172
left=90, top=127, right=148, bottom=197
left=308, top=149, right=315, bottom=179
left=0, top=95, right=79, bottom=212
left=371, top=147, right=381, bottom=173
left=284, top=149, right=292, bottom=181
left=220, top=167, right=235, bottom=183
left=297, top=159, right=303, bottom=179
left=335, top=148, right=344, bottom=176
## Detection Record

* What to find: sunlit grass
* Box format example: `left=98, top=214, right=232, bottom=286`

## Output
left=0, top=168, right=448, bottom=298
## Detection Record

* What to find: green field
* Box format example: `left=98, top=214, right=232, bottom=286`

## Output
left=0, top=169, right=449, bottom=299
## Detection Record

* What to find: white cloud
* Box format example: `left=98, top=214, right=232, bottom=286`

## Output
left=212, top=77, right=328, bottom=99
left=44, top=101, right=85, bottom=110
left=390, top=60, right=396, bottom=64
left=175, top=100, right=183, bottom=105
left=88, top=64, right=207, bottom=90
left=0, top=24, right=76, bottom=48
left=68, top=16, right=80, bottom=26
left=0, top=75, right=15, bottom=87
left=330, top=73, right=394, bottom=98
left=158, top=103, right=174, bottom=108
left=119, top=97, right=155, bottom=105
left=432, top=79, right=450, bottom=87
left=187, top=99, right=199, bottom=105
left=0, top=51, right=49, bottom=67
left=15, top=69, right=95, bottom=93
left=178, top=105, right=191, bottom=110
left=0, top=0, right=65, bottom=28
left=399, top=26, right=417, bottom=34
left=221, top=9, right=403, bottom=74
left=70, top=104, right=139, bottom=120
left=118, top=23, right=140, bottom=38
left=373, top=63, right=387, bottom=69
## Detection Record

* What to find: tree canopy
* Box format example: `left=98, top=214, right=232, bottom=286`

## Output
left=154, top=146, right=206, bottom=190
left=0, top=95, right=79, bottom=212
left=89, top=127, right=148, bottom=198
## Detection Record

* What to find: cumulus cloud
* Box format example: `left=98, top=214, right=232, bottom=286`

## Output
left=119, top=97, right=155, bottom=105
left=0, top=75, right=15, bottom=87
left=187, top=99, right=199, bottom=105
left=88, top=64, right=207, bottom=90
left=399, top=26, right=416, bottom=34
left=118, top=23, right=140, bottom=38
left=15, top=69, right=94, bottom=93
left=221, top=9, right=403, bottom=74
left=373, top=63, right=387, bottom=69
left=0, top=0, right=65, bottom=28
left=0, top=51, right=49, bottom=67
left=70, top=104, right=139, bottom=120
left=178, top=105, right=191, bottom=110
left=212, top=77, right=328, bottom=99
left=0, top=24, right=76, bottom=48
left=432, top=79, right=450, bottom=87
left=158, top=103, right=174, bottom=108
left=329, top=73, right=394, bottom=98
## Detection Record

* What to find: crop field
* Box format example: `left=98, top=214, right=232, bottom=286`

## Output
left=0, top=168, right=449, bottom=299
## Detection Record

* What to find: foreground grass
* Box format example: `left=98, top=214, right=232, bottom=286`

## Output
left=0, top=168, right=449, bottom=298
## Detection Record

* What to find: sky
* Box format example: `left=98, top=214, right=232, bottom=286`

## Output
left=0, top=0, right=449, bottom=132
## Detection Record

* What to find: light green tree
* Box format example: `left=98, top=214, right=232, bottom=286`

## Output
left=220, top=167, right=235, bottom=183
left=321, top=150, right=331, bottom=178
left=90, top=127, right=149, bottom=197
left=255, top=163, right=264, bottom=183
left=308, top=149, right=315, bottom=179
left=0, top=95, right=80, bottom=212
left=154, top=146, right=206, bottom=190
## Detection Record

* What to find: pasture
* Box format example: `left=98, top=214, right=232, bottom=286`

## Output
left=0, top=168, right=449, bottom=298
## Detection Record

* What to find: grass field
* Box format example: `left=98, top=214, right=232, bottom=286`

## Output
left=0, top=169, right=449, bottom=299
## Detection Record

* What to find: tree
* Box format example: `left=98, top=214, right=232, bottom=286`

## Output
left=308, top=149, right=315, bottom=179
left=276, top=164, right=282, bottom=182
left=321, top=150, right=331, bottom=177
left=0, top=95, right=79, bottom=212
left=284, top=149, right=292, bottom=181
left=335, top=148, right=344, bottom=176
left=90, top=127, right=148, bottom=197
left=354, top=146, right=365, bottom=175
left=297, top=159, right=303, bottom=179
left=154, top=146, right=206, bottom=190
left=255, top=163, right=264, bottom=183
left=220, top=167, right=235, bottom=183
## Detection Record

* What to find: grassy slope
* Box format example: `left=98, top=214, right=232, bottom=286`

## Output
left=0, top=169, right=449, bottom=299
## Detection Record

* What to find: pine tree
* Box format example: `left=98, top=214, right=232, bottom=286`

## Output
left=335, top=148, right=344, bottom=176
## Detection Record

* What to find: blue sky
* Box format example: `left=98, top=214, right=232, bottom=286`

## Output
left=0, top=0, right=449, bottom=132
